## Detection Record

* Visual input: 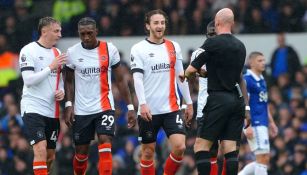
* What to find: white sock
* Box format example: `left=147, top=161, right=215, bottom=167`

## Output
left=238, top=162, right=256, bottom=175
left=255, top=163, right=268, bottom=175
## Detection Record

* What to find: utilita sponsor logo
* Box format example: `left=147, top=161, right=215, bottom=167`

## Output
left=81, top=66, right=108, bottom=74
left=151, top=62, right=175, bottom=71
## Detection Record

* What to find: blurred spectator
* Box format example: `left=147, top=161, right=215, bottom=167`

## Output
left=98, top=15, right=116, bottom=36
left=1, top=15, right=18, bottom=52
left=187, top=8, right=206, bottom=34
left=125, top=1, right=145, bottom=35
left=0, top=34, right=19, bottom=88
left=0, top=103, right=23, bottom=133
left=270, top=32, right=301, bottom=84
left=56, top=134, right=74, bottom=175
left=13, top=0, right=36, bottom=50
left=261, top=0, right=279, bottom=32
left=0, top=146, right=14, bottom=175
left=278, top=1, right=304, bottom=32
left=52, top=0, right=86, bottom=36
left=168, top=9, right=188, bottom=35
left=244, top=7, right=269, bottom=33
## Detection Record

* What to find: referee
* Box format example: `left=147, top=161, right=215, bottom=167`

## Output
left=180, top=8, right=251, bottom=175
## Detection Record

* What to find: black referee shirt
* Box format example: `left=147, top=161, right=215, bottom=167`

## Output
left=191, top=34, right=246, bottom=92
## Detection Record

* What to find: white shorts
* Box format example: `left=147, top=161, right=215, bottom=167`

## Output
left=246, top=126, right=270, bottom=155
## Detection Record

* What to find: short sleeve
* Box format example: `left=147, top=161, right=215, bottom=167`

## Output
left=173, top=42, right=183, bottom=60
left=19, top=47, right=35, bottom=72
left=243, top=75, right=252, bottom=93
left=190, top=48, right=205, bottom=63
left=191, top=50, right=209, bottom=70
left=130, top=45, right=144, bottom=74
left=65, top=48, right=75, bottom=70
left=108, top=43, right=120, bottom=68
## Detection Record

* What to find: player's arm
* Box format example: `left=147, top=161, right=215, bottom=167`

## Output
left=175, top=58, right=193, bottom=127
left=130, top=46, right=152, bottom=122
left=20, top=52, right=66, bottom=86
left=113, top=64, right=136, bottom=128
left=63, top=63, right=75, bottom=127
left=239, top=73, right=251, bottom=129
left=179, top=50, right=209, bottom=82
left=268, top=106, right=278, bottom=137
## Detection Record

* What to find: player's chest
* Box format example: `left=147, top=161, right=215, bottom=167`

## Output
left=142, top=50, right=174, bottom=69
left=33, top=52, right=54, bottom=71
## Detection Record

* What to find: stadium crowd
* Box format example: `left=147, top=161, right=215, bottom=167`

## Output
left=0, top=0, right=307, bottom=175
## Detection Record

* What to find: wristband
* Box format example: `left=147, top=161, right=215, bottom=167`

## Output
left=65, top=101, right=72, bottom=108
left=127, top=104, right=134, bottom=111
left=245, top=106, right=250, bottom=111
left=181, top=104, right=187, bottom=109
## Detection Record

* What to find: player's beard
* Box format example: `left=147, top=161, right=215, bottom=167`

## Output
left=152, top=29, right=164, bottom=40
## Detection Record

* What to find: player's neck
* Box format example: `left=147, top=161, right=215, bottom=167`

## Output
left=147, top=36, right=164, bottom=44
left=250, top=69, right=262, bottom=77
left=37, top=38, right=53, bottom=49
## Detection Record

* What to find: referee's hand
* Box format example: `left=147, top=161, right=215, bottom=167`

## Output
left=140, top=104, right=152, bottom=122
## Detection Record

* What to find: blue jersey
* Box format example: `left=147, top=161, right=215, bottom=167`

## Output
left=244, top=69, right=269, bottom=127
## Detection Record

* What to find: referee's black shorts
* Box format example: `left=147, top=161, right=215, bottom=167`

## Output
left=197, top=90, right=245, bottom=142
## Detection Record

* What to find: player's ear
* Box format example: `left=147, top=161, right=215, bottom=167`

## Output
left=145, top=23, right=150, bottom=31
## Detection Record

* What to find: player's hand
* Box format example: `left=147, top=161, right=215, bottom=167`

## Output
left=178, top=71, right=186, bottom=82
left=184, top=104, right=193, bottom=128
left=244, top=125, right=254, bottom=139
left=244, top=110, right=251, bottom=129
left=49, top=53, right=67, bottom=70
left=55, top=90, right=64, bottom=101
left=140, top=104, right=152, bottom=122
left=127, top=110, right=136, bottom=128
left=64, top=106, right=74, bottom=127
left=269, top=122, right=278, bottom=138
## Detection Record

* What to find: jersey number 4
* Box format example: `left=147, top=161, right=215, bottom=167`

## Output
left=176, top=115, right=183, bottom=125
left=50, top=131, right=58, bottom=141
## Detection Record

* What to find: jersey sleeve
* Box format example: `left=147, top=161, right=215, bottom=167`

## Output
left=130, top=45, right=144, bottom=74
left=108, top=43, right=120, bottom=68
left=191, top=50, right=209, bottom=70
left=66, top=48, right=75, bottom=70
left=19, top=47, right=35, bottom=72
left=243, top=75, right=252, bottom=93
left=173, top=42, right=183, bottom=61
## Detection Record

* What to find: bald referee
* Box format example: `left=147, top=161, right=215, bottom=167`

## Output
left=180, top=8, right=251, bottom=175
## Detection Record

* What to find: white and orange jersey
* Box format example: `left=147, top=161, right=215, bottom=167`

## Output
left=130, top=39, right=182, bottom=115
left=66, top=41, right=120, bottom=115
left=19, top=42, right=62, bottom=118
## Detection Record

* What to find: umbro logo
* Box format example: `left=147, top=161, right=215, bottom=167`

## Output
left=149, top=53, right=154, bottom=57
left=78, top=58, right=84, bottom=62
left=39, top=56, right=44, bottom=60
